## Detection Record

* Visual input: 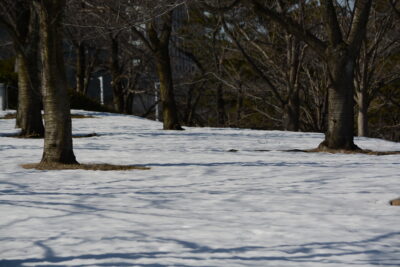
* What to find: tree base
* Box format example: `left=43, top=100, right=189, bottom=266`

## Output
left=163, top=124, right=184, bottom=131
left=40, top=151, right=79, bottom=166
left=18, top=131, right=44, bottom=139
left=317, top=140, right=361, bottom=152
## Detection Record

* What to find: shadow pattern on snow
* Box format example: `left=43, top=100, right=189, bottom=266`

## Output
left=1, top=232, right=399, bottom=266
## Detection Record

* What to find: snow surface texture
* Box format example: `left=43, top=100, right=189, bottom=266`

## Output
left=1, top=110, right=400, bottom=267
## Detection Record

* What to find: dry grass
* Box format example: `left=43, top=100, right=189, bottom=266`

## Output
left=4, top=132, right=97, bottom=139
left=0, top=113, right=95, bottom=120
left=390, top=198, right=400, bottom=206
left=73, top=133, right=99, bottom=138
left=0, top=113, right=16, bottom=119
left=1, top=132, right=43, bottom=138
left=71, top=114, right=96, bottom=119
left=306, top=148, right=400, bottom=155
left=21, top=163, right=150, bottom=171
left=231, top=148, right=400, bottom=155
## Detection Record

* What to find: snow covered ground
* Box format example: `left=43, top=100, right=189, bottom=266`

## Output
left=1, top=110, right=400, bottom=267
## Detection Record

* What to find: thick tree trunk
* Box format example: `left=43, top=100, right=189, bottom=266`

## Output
left=319, top=53, right=359, bottom=150
left=155, top=46, right=182, bottom=130
left=13, top=0, right=44, bottom=137
left=283, top=92, right=300, bottom=131
left=357, top=90, right=369, bottom=137
left=16, top=52, right=44, bottom=137
left=36, top=0, right=77, bottom=164
left=76, top=42, right=85, bottom=94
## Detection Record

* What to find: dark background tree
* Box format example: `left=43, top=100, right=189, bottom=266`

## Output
left=0, top=0, right=44, bottom=137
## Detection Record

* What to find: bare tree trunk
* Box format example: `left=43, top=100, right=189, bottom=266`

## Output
left=110, top=37, right=125, bottom=113
left=319, top=53, right=359, bottom=150
left=184, top=85, right=194, bottom=125
left=357, top=89, right=369, bottom=136
left=35, top=0, right=77, bottom=165
left=12, top=0, right=44, bottom=137
left=236, top=86, right=244, bottom=127
left=283, top=35, right=301, bottom=132
left=76, top=42, right=85, bottom=94
left=283, top=92, right=300, bottom=131
left=216, top=84, right=226, bottom=127
left=16, top=51, right=44, bottom=137
left=155, top=45, right=182, bottom=130
left=123, top=93, right=134, bottom=114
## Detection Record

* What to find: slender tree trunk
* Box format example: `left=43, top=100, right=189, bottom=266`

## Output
left=319, top=52, right=359, bottom=150
left=184, top=85, right=194, bottom=125
left=357, top=89, right=369, bottom=136
left=110, top=37, right=124, bottom=113
left=236, top=86, right=244, bottom=127
left=283, top=35, right=301, bottom=132
left=216, top=84, right=226, bottom=127
left=283, top=92, right=300, bottom=131
left=76, top=42, right=85, bottom=94
left=155, top=45, right=182, bottom=130
left=16, top=51, right=44, bottom=137
left=124, top=93, right=133, bottom=114
left=35, top=0, right=77, bottom=165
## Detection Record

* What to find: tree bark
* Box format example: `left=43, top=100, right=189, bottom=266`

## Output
left=357, top=89, right=369, bottom=136
left=35, top=0, right=77, bottom=165
left=283, top=92, right=300, bottom=131
left=13, top=0, right=44, bottom=137
left=143, top=11, right=182, bottom=130
left=110, top=37, right=125, bottom=113
left=236, top=86, right=244, bottom=127
left=319, top=50, right=359, bottom=150
left=155, top=45, right=182, bottom=130
left=16, top=52, right=44, bottom=137
left=216, top=84, right=226, bottom=127
left=283, top=35, right=301, bottom=132
left=76, top=42, right=86, bottom=94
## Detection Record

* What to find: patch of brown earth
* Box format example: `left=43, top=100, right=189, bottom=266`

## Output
left=21, top=163, right=149, bottom=171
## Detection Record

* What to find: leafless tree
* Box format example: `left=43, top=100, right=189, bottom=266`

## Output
left=0, top=0, right=44, bottom=137
left=34, top=0, right=77, bottom=165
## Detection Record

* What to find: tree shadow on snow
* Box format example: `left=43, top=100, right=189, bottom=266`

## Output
left=1, top=232, right=399, bottom=266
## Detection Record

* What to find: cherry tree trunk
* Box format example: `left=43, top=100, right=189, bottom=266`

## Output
left=319, top=51, right=358, bottom=150
left=36, top=0, right=77, bottom=164
left=16, top=50, right=44, bottom=137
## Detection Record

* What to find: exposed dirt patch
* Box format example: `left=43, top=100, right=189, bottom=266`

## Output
left=0, top=113, right=95, bottom=120
left=1, top=132, right=43, bottom=138
left=73, top=133, right=99, bottom=138
left=390, top=198, right=400, bottom=206
left=0, top=113, right=16, bottom=119
left=229, top=148, right=400, bottom=155
left=3, top=132, right=97, bottom=139
left=71, top=114, right=96, bottom=119
left=21, top=163, right=150, bottom=171
left=306, top=148, right=400, bottom=155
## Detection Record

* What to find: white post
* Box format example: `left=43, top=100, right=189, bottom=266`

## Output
left=154, top=82, right=160, bottom=121
left=98, top=76, right=104, bottom=105
left=0, top=83, right=6, bottom=111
